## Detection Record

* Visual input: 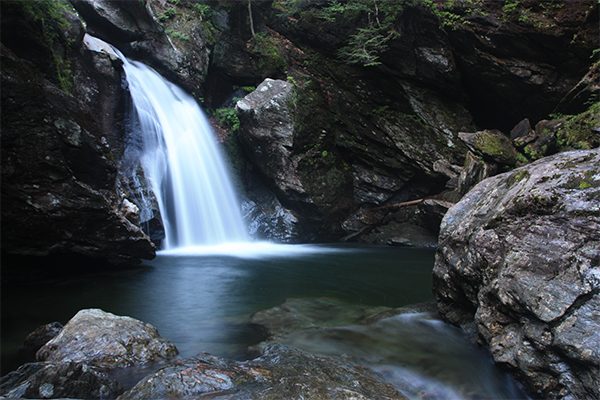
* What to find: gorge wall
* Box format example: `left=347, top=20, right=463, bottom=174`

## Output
left=1, top=0, right=598, bottom=261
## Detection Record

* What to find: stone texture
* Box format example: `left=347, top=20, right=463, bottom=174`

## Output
left=0, top=361, right=123, bottom=399
left=236, top=79, right=302, bottom=197
left=23, top=322, right=64, bottom=354
left=1, top=44, right=155, bottom=265
left=37, top=309, right=178, bottom=369
left=433, top=149, right=600, bottom=399
left=117, top=343, right=407, bottom=400
left=459, top=129, right=520, bottom=166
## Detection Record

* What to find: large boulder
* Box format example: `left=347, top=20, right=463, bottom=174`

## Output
left=37, top=309, right=178, bottom=369
left=433, top=149, right=600, bottom=399
left=117, top=343, right=407, bottom=400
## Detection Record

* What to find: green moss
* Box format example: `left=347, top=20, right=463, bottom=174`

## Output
left=555, top=102, right=600, bottom=151
left=9, top=0, right=77, bottom=93
left=507, top=169, right=530, bottom=187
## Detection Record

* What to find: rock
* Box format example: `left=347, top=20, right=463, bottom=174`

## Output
left=117, top=343, right=407, bottom=400
left=236, top=79, right=302, bottom=196
left=36, top=309, right=178, bottom=369
left=70, top=0, right=161, bottom=43
left=241, top=182, right=302, bottom=243
left=23, top=322, right=63, bottom=353
left=433, top=149, right=600, bottom=399
left=459, top=129, right=520, bottom=166
left=1, top=44, right=155, bottom=265
left=0, top=361, right=123, bottom=399
left=457, top=151, right=497, bottom=195
left=250, top=298, right=393, bottom=339
left=449, top=0, right=598, bottom=131
left=510, top=118, right=533, bottom=140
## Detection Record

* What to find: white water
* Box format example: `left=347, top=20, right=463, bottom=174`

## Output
left=121, top=58, right=248, bottom=249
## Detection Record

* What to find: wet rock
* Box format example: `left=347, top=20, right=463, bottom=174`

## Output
left=433, top=149, right=600, bottom=399
left=117, top=342, right=407, bottom=400
left=0, top=361, right=123, bottom=399
left=241, top=180, right=301, bottom=243
left=23, top=322, right=63, bottom=354
left=1, top=44, right=155, bottom=265
left=37, top=309, right=178, bottom=369
left=250, top=298, right=393, bottom=339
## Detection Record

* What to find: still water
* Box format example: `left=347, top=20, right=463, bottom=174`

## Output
left=1, top=245, right=527, bottom=399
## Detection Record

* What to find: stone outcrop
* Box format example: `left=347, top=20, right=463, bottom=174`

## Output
left=0, top=361, right=124, bottom=399
left=1, top=44, right=155, bottom=265
left=117, top=343, right=407, bottom=400
left=70, top=0, right=210, bottom=98
left=37, top=309, right=178, bottom=369
left=433, top=149, right=600, bottom=399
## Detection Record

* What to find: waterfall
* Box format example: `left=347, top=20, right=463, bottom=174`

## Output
left=121, top=57, right=248, bottom=249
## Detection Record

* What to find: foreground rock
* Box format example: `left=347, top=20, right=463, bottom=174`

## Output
left=37, top=309, right=178, bottom=369
left=117, top=343, right=406, bottom=400
left=433, top=149, right=600, bottom=399
left=0, top=361, right=123, bottom=399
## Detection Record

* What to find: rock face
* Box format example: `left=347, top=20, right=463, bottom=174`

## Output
left=433, top=149, right=600, bottom=399
left=117, top=343, right=406, bottom=400
left=37, top=309, right=178, bottom=369
left=0, top=361, right=123, bottom=399
left=1, top=44, right=155, bottom=265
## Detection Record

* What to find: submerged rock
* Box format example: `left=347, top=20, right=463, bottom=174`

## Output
left=37, top=309, right=178, bottom=369
left=0, top=361, right=123, bottom=399
left=433, top=149, right=600, bottom=399
left=117, top=342, right=406, bottom=400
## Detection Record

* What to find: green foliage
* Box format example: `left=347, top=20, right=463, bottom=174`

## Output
left=249, top=32, right=287, bottom=74
left=304, top=0, right=485, bottom=67
left=213, top=107, right=240, bottom=132
left=192, top=3, right=213, bottom=20
left=158, top=7, right=177, bottom=22
left=554, top=101, right=600, bottom=151
left=166, top=29, right=190, bottom=41
left=13, top=0, right=76, bottom=93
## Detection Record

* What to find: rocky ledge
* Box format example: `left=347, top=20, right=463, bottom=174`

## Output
left=433, top=149, right=600, bottom=399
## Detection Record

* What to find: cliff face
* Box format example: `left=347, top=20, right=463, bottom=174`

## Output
left=1, top=1, right=156, bottom=266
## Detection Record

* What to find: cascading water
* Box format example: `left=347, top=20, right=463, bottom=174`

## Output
left=120, top=57, right=248, bottom=249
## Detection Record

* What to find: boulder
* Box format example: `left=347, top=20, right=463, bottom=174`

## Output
left=236, top=78, right=303, bottom=198
left=37, top=309, right=178, bottom=369
left=0, top=361, right=123, bottom=399
left=459, top=129, right=520, bottom=166
left=433, top=149, right=600, bottom=399
left=117, top=343, right=407, bottom=400
left=23, top=322, right=64, bottom=353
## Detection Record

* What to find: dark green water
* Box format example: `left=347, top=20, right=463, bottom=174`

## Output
left=1, top=244, right=528, bottom=399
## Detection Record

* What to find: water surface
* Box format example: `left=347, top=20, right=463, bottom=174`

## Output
left=1, top=245, right=527, bottom=399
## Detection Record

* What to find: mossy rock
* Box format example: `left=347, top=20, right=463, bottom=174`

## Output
left=459, top=129, right=520, bottom=166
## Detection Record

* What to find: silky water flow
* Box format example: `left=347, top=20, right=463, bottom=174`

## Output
left=121, top=57, right=248, bottom=250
